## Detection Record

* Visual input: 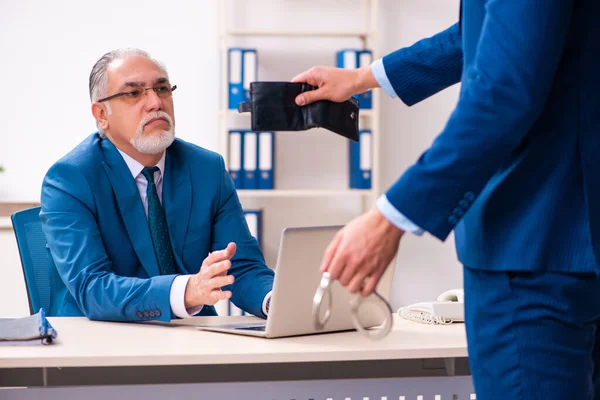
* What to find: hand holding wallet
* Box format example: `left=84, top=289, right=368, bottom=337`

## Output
left=238, top=82, right=359, bottom=142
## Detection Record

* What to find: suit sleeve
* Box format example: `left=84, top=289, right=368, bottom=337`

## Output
left=382, top=22, right=463, bottom=106
left=386, top=0, right=574, bottom=240
left=210, top=156, right=274, bottom=318
left=40, top=162, right=174, bottom=322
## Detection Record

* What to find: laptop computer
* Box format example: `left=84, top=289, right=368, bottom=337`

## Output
left=198, top=225, right=389, bottom=338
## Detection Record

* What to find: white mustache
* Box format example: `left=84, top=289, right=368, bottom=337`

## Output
left=139, top=111, right=173, bottom=130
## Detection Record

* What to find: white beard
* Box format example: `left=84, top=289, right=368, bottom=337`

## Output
left=130, top=111, right=175, bottom=154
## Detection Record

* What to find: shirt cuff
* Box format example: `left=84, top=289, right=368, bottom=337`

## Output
left=262, top=291, right=273, bottom=315
left=376, top=195, right=425, bottom=235
left=371, top=58, right=398, bottom=98
left=170, top=275, right=203, bottom=318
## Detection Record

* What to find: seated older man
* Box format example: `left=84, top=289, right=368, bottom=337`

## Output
left=40, top=48, right=273, bottom=321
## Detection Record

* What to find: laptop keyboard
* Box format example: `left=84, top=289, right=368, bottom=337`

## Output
left=234, top=325, right=266, bottom=331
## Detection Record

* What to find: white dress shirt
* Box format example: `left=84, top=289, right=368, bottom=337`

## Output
left=116, top=149, right=270, bottom=318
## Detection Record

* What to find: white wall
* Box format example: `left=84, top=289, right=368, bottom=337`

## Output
left=378, top=0, right=464, bottom=306
left=0, top=0, right=220, bottom=201
left=0, top=223, right=30, bottom=317
left=0, top=0, right=462, bottom=314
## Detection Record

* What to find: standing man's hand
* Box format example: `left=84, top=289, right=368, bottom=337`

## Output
left=184, top=242, right=236, bottom=308
left=291, top=66, right=379, bottom=106
left=322, top=208, right=405, bottom=296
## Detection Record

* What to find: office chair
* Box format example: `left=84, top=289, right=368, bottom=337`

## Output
left=11, top=206, right=62, bottom=316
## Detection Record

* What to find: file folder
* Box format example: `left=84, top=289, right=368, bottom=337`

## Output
left=228, top=130, right=244, bottom=189
left=358, top=50, right=373, bottom=109
left=349, top=129, right=372, bottom=189
left=336, top=49, right=373, bottom=109
left=214, top=300, right=229, bottom=316
left=336, top=49, right=358, bottom=105
left=228, top=48, right=244, bottom=110
left=215, top=300, right=246, bottom=316
left=242, top=49, right=258, bottom=103
left=242, top=208, right=262, bottom=317
left=242, top=131, right=259, bottom=189
left=228, top=302, right=245, bottom=316
left=244, top=209, right=262, bottom=249
left=336, top=48, right=358, bottom=70
left=258, top=131, right=275, bottom=189
left=220, top=208, right=263, bottom=317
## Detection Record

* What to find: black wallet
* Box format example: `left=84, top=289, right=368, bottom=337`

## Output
left=238, top=82, right=359, bottom=142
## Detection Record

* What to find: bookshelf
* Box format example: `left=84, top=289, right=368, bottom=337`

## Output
left=215, top=0, right=392, bottom=317
left=217, top=0, right=381, bottom=204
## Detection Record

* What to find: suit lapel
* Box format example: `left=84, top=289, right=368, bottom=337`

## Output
left=100, top=138, right=160, bottom=278
left=163, top=146, right=192, bottom=274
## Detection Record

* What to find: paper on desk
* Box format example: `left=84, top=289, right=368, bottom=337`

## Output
left=0, top=308, right=57, bottom=346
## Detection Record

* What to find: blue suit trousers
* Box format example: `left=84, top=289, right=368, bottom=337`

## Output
left=464, top=267, right=600, bottom=399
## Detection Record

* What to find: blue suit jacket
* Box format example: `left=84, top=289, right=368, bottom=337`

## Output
left=382, top=0, right=600, bottom=272
left=40, top=133, right=274, bottom=321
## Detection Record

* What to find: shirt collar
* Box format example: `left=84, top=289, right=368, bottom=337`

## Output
left=116, top=148, right=166, bottom=180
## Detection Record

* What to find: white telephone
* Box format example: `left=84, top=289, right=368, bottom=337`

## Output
left=397, top=289, right=464, bottom=325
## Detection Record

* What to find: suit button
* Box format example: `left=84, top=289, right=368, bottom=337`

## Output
left=448, top=216, right=458, bottom=225
left=459, top=200, right=469, bottom=209
left=137, top=312, right=144, bottom=319
left=464, top=192, right=475, bottom=202
left=453, top=207, right=464, bottom=217
left=149, top=311, right=156, bottom=317
left=143, top=311, right=149, bottom=318
left=156, top=310, right=162, bottom=317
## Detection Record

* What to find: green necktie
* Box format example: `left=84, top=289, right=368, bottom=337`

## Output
left=141, top=167, right=176, bottom=275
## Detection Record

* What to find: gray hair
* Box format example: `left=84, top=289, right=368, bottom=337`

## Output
left=89, top=48, right=168, bottom=135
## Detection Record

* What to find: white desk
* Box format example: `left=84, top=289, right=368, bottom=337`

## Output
left=0, top=315, right=469, bottom=387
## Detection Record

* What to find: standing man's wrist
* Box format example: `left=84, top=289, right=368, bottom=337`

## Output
left=369, top=207, right=405, bottom=242
left=354, top=66, right=379, bottom=94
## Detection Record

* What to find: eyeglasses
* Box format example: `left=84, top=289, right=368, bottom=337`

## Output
left=312, top=272, right=393, bottom=340
left=96, top=84, right=177, bottom=103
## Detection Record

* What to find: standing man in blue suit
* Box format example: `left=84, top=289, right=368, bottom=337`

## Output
left=293, top=1, right=600, bottom=399
left=41, top=48, right=273, bottom=322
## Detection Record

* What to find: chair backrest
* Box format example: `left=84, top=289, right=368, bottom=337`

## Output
left=11, top=207, right=53, bottom=315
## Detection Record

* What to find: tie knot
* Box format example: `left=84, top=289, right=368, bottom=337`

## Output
left=141, top=166, right=160, bottom=183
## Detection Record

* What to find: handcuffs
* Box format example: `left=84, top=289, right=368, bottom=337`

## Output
left=312, top=272, right=393, bottom=340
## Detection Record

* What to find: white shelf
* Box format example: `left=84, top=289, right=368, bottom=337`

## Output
left=222, top=30, right=374, bottom=39
left=236, top=189, right=372, bottom=198
left=0, top=217, right=12, bottom=230
left=220, top=109, right=374, bottom=118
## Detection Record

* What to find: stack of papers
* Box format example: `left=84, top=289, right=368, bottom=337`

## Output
left=0, top=308, right=57, bottom=346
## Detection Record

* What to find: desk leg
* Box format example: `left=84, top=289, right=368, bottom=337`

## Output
left=444, top=358, right=455, bottom=377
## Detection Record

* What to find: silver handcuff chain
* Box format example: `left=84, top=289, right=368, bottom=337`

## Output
left=312, top=272, right=393, bottom=340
